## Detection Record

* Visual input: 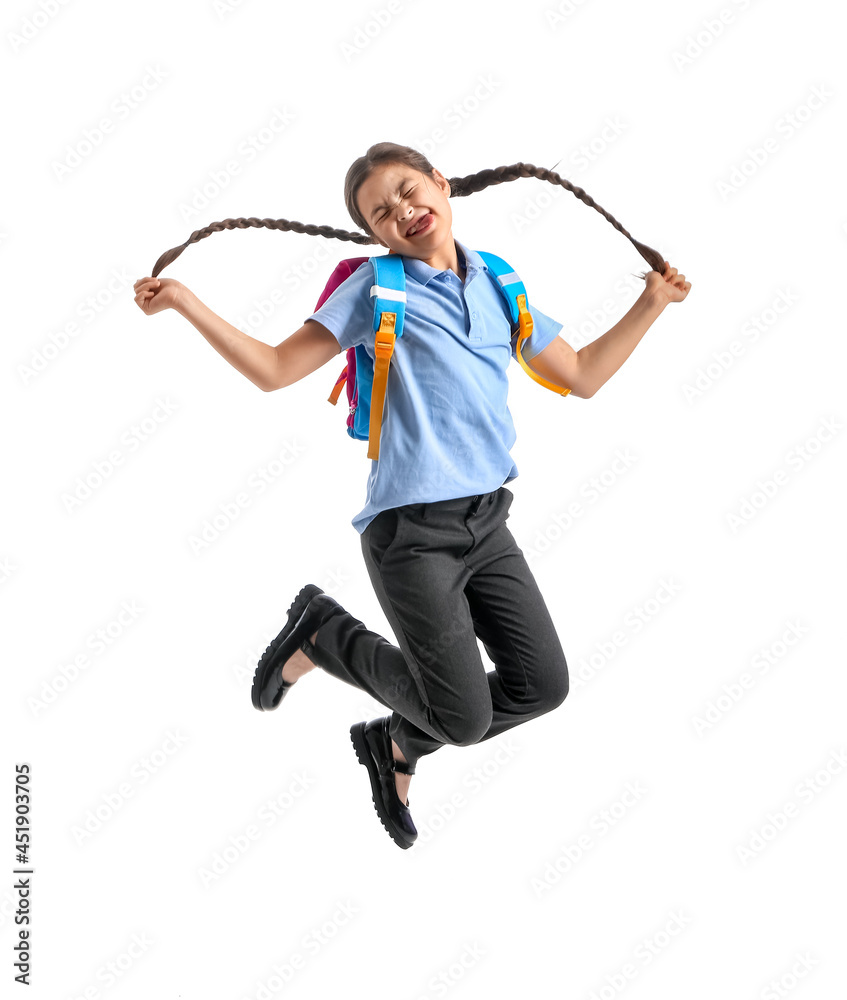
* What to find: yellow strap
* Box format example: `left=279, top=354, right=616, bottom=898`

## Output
left=515, top=294, right=571, bottom=396
left=368, top=312, right=396, bottom=460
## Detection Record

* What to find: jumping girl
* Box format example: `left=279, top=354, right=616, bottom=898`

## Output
left=133, top=142, right=691, bottom=850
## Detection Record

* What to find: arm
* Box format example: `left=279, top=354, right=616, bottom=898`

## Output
left=175, top=289, right=342, bottom=392
left=526, top=261, right=691, bottom=398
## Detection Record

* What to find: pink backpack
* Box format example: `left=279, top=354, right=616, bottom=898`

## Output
left=315, top=256, right=371, bottom=439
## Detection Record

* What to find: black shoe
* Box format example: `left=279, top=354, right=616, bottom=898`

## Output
left=251, top=584, right=341, bottom=711
left=350, top=717, right=417, bottom=850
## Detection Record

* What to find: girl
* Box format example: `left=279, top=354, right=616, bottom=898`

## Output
left=133, top=142, right=691, bottom=850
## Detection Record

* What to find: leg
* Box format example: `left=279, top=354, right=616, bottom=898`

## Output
left=305, top=504, right=494, bottom=770
left=461, top=513, right=570, bottom=746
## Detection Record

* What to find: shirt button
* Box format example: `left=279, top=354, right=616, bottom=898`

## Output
left=472, top=312, right=478, bottom=320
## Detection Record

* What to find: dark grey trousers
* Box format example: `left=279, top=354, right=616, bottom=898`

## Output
left=306, top=486, right=569, bottom=767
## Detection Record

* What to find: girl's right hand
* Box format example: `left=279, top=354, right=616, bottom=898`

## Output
left=133, top=276, right=186, bottom=316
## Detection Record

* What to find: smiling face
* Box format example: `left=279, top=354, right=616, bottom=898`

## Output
left=356, top=161, right=455, bottom=259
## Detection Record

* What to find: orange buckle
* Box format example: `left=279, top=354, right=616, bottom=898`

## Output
left=517, top=294, right=533, bottom=339
left=375, top=312, right=396, bottom=358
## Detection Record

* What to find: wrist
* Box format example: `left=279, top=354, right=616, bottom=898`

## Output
left=173, top=285, right=197, bottom=317
left=640, top=286, right=667, bottom=316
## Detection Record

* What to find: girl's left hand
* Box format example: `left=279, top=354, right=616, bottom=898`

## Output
left=645, top=261, right=691, bottom=305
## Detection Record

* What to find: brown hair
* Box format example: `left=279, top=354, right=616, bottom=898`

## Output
left=150, top=141, right=664, bottom=279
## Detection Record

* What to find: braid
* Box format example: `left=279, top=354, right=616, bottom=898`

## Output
left=151, top=216, right=378, bottom=278
left=150, top=153, right=664, bottom=280
left=447, top=162, right=664, bottom=278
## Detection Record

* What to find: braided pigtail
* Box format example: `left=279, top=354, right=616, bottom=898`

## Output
left=447, top=162, right=664, bottom=279
left=150, top=142, right=665, bottom=281
left=150, top=217, right=378, bottom=278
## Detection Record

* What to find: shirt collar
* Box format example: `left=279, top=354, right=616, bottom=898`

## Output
left=400, top=237, right=487, bottom=287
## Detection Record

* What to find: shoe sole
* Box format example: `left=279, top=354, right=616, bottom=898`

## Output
left=349, top=723, right=415, bottom=850
left=251, top=584, right=325, bottom=711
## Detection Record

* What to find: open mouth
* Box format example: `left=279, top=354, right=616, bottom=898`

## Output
left=406, top=214, right=433, bottom=237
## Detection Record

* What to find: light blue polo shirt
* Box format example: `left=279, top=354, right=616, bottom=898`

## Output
left=305, top=238, right=563, bottom=535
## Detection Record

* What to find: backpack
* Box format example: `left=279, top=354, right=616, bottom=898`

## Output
left=317, top=250, right=570, bottom=460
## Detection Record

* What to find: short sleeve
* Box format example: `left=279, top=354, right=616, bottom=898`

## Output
left=510, top=302, right=563, bottom=362
left=304, top=261, right=374, bottom=352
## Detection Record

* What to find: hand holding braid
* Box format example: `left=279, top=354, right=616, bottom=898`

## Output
left=150, top=148, right=665, bottom=280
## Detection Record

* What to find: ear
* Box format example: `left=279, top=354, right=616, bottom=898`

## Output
left=430, top=168, right=450, bottom=195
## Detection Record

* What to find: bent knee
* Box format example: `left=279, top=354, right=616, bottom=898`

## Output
left=439, top=712, right=491, bottom=748
left=540, top=662, right=569, bottom=710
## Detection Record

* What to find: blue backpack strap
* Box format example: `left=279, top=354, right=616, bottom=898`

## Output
left=477, top=250, right=526, bottom=324
left=477, top=250, right=571, bottom=396
left=370, top=253, right=406, bottom=337
left=361, top=253, right=407, bottom=459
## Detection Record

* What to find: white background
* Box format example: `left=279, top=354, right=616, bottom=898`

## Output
left=3, top=0, right=845, bottom=997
